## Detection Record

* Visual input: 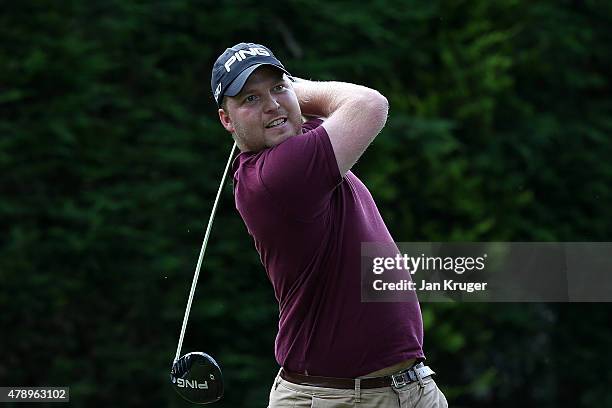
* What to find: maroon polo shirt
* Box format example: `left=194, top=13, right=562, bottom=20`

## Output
left=232, top=119, right=424, bottom=377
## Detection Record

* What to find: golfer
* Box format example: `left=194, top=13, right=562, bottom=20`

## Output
left=211, top=42, right=448, bottom=408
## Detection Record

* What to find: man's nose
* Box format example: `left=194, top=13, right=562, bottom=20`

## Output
left=263, top=94, right=280, bottom=112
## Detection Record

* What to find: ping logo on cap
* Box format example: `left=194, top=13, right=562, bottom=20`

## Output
left=214, top=83, right=222, bottom=102
left=223, top=47, right=271, bottom=72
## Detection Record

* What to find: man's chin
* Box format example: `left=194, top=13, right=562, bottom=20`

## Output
left=266, top=133, right=291, bottom=148
left=266, top=125, right=301, bottom=146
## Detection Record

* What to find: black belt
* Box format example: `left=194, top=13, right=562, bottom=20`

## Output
left=279, top=363, right=435, bottom=390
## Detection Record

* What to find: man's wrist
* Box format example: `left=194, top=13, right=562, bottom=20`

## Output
left=293, top=79, right=330, bottom=117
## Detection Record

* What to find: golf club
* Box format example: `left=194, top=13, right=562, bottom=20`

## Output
left=171, top=142, right=237, bottom=404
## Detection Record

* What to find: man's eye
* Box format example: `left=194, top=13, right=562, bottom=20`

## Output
left=273, top=84, right=286, bottom=92
left=245, top=95, right=258, bottom=102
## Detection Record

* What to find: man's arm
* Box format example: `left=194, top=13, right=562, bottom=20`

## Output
left=291, top=77, right=389, bottom=176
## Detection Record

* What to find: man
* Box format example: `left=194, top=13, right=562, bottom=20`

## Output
left=211, top=42, right=448, bottom=407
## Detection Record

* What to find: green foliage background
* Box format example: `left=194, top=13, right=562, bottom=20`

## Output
left=1, top=1, right=611, bottom=407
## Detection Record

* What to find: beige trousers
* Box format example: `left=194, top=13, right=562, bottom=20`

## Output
left=267, top=369, right=448, bottom=408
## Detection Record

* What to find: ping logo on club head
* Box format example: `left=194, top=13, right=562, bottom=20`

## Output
left=224, top=47, right=270, bottom=72
left=177, top=378, right=209, bottom=389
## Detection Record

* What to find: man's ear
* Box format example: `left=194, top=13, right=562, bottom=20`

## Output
left=218, top=108, right=234, bottom=133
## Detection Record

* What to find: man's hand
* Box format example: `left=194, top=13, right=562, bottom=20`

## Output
left=291, top=77, right=389, bottom=176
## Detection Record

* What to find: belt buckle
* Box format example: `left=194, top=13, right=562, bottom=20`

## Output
left=391, top=372, right=409, bottom=389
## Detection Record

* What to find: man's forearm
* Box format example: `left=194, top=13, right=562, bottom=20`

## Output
left=291, top=77, right=386, bottom=119
left=290, top=76, right=388, bottom=175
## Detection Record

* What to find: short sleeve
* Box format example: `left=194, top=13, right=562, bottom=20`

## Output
left=258, top=120, right=342, bottom=220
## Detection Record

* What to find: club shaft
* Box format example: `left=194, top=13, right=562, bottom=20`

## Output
left=174, top=142, right=237, bottom=362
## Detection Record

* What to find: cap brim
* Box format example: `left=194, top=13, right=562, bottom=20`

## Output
left=224, top=63, right=290, bottom=98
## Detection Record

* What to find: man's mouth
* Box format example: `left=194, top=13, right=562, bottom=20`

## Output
left=265, top=118, right=287, bottom=128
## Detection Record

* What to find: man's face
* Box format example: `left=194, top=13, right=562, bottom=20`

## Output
left=218, top=66, right=302, bottom=152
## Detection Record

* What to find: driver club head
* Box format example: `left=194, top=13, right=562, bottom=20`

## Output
left=170, top=352, right=224, bottom=404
